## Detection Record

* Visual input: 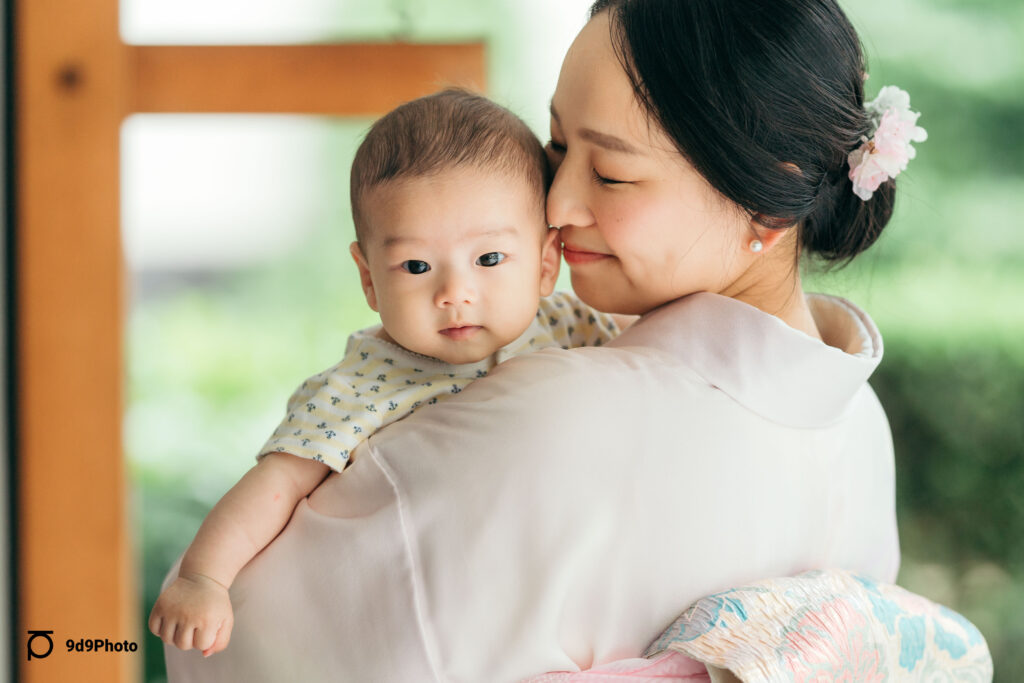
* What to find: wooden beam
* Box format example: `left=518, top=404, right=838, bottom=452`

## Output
left=16, top=0, right=133, bottom=680
left=129, top=43, right=487, bottom=115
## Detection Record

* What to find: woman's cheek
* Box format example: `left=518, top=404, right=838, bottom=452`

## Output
left=590, top=194, right=620, bottom=239
left=602, top=196, right=649, bottom=250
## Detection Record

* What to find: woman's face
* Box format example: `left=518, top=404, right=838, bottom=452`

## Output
left=546, top=12, right=755, bottom=315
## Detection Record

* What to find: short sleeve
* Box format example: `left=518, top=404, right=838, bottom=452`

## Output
left=257, top=361, right=385, bottom=473
left=535, top=291, right=620, bottom=349
left=256, top=341, right=475, bottom=473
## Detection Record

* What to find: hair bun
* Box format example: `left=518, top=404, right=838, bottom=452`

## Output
left=802, top=170, right=895, bottom=263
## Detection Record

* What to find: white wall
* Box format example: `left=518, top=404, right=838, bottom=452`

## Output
left=120, top=0, right=594, bottom=273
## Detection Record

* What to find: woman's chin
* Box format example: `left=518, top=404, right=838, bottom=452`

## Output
left=570, top=273, right=681, bottom=316
left=569, top=275, right=632, bottom=315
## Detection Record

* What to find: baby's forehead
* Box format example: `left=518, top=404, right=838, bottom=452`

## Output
left=361, top=166, right=546, bottom=247
left=377, top=224, right=525, bottom=250
left=379, top=163, right=542, bottom=200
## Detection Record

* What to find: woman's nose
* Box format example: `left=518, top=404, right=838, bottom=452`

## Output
left=434, top=269, right=476, bottom=308
left=546, top=160, right=595, bottom=229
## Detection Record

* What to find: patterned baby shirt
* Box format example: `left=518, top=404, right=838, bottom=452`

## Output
left=258, top=291, right=620, bottom=472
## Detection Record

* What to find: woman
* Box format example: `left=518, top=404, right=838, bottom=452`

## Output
left=164, top=0, right=908, bottom=680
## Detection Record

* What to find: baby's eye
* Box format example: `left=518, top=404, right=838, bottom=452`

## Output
left=401, top=260, right=431, bottom=274
left=476, top=252, right=506, bottom=267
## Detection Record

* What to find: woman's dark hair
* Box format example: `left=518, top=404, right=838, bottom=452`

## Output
left=590, top=0, right=895, bottom=264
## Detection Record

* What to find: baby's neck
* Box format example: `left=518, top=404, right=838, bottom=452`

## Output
left=373, top=326, right=500, bottom=366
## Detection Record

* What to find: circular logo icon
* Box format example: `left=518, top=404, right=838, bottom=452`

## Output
left=27, top=630, right=54, bottom=661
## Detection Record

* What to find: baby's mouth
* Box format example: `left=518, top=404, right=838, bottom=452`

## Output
left=439, top=325, right=482, bottom=341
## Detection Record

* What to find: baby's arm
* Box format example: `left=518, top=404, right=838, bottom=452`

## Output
left=609, top=313, right=639, bottom=331
left=149, top=453, right=329, bottom=657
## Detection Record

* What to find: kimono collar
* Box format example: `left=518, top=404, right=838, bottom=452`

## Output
left=612, top=292, right=884, bottom=428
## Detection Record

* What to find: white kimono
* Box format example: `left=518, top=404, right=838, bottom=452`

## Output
left=163, top=292, right=899, bottom=683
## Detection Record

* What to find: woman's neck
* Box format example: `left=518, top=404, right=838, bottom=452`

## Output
left=721, top=237, right=823, bottom=342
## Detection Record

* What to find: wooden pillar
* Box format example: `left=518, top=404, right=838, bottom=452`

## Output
left=14, top=2, right=485, bottom=680
left=16, top=0, right=132, bottom=681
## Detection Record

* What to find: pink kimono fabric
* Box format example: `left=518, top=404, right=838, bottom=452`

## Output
left=525, top=569, right=992, bottom=683
left=524, top=651, right=710, bottom=682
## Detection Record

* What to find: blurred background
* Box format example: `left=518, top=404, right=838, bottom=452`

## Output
left=121, top=0, right=1023, bottom=681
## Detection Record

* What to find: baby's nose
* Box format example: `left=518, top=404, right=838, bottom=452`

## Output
left=434, top=272, right=476, bottom=307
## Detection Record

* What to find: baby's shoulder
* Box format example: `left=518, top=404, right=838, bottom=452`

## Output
left=536, top=291, right=601, bottom=326
left=290, top=326, right=414, bottom=388
left=537, top=290, right=587, bottom=315
left=528, top=291, right=620, bottom=350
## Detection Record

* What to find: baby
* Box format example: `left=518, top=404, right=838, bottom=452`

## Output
left=149, top=88, right=624, bottom=656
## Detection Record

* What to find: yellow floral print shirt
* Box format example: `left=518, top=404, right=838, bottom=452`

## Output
left=258, top=291, right=620, bottom=472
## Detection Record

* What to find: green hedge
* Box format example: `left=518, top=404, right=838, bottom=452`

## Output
left=872, top=342, right=1024, bottom=681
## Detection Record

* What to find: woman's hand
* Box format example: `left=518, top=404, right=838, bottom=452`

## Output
left=149, top=571, right=234, bottom=657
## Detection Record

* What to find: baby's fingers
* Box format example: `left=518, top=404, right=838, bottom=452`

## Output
left=193, top=619, right=221, bottom=654
left=151, top=615, right=185, bottom=649
left=150, top=613, right=177, bottom=647
left=149, top=594, right=185, bottom=643
left=147, top=598, right=172, bottom=638
left=147, top=613, right=162, bottom=639
left=203, top=616, right=233, bottom=657
left=172, top=622, right=197, bottom=651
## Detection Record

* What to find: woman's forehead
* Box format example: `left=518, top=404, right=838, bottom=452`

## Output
left=551, top=14, right=665, bottom=151
left=553, top=13, right=622, bottom=113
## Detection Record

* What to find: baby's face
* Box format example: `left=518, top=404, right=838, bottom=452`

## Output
left=352, top=166, right=560, bottom=364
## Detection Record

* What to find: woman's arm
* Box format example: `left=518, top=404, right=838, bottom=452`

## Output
left=149, top=453, right=330, bottom=656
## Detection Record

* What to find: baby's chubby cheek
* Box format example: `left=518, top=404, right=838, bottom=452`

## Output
left=375, top=304, right=431, bottom=350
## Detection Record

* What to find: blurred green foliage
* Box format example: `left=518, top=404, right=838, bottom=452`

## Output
left=130, top=0, right=1023, bottom=681
left=817, top=2, right=1024, bottom=677
left=873, top=346, right=1024, bottom=676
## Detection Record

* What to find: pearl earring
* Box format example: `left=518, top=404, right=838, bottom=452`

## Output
left=749, top=239, right=764, bottom=253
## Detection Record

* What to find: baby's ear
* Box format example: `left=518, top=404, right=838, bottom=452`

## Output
left=349, top=241, right=379, bottom=312
left=538, top=227, right=561, bottom=297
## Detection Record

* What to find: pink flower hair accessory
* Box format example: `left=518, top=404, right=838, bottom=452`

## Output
left=847, top=85, right=927, bottom=201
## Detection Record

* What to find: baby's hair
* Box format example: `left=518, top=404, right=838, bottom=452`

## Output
left=350, top=88, right=551, bottom=244
left=591, top=0, right=894, bottom=264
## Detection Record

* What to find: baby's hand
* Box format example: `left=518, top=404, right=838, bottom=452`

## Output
left=149, top=572, right=234, bottom=657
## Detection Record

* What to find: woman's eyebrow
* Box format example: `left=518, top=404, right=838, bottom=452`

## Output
left=579, top=129, right=640, bottom=155
left=549, top=102, right=640, bottom=155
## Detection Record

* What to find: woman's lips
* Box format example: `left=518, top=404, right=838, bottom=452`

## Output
left=440, top=325, right=482, bottom=340
left=562, top=245, right=612, bottom=265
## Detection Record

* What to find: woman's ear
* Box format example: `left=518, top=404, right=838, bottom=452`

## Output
left=538, top=227, right=562, bottom=296
left=349, top=241, right=379, bottom=312
left=745, top=163, right=801, bottom=254
left=746, top=218, right=790, bottom=254
left=749, top=225, right=786, bottom=254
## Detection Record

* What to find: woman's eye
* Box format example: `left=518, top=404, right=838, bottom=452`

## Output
left=592, top=169, right=627, bottom=185
left=476, top=252, right=506, bottom=267
left=401, top=260, right=431, bottom=274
